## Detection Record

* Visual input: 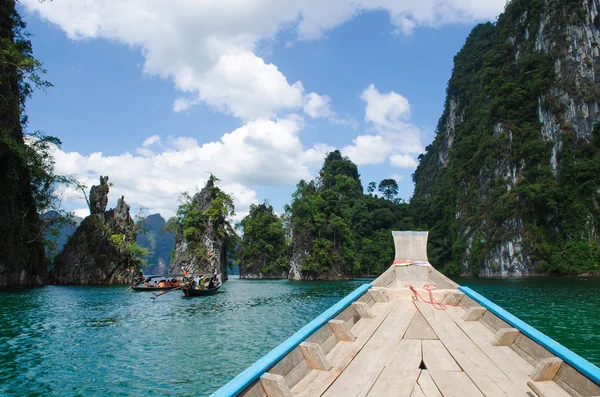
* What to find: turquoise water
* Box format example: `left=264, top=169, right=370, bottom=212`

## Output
left=1, top=277, right=599, bottom=396
left=0, top=279, right=365, bottom=396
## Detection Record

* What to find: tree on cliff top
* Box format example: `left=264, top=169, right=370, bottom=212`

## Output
left=378, top=179, right=399, bottom=201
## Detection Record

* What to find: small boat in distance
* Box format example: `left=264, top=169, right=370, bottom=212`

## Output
left=131, top=275, right=181, bottom=292
left=181, top=274, right=222, bottom=298
left=182, top=284, right=220, bottom=297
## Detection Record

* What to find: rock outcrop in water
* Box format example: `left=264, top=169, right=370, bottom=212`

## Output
left=412, top=0, right=600, bottom=276
left=169, top=177, right=233, bottom=280
left=51, top=177, right=141, bottom=284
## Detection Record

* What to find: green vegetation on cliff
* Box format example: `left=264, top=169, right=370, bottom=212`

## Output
left=238, top=203, right=289, bottom=277
left=169, top=175, right=237, bottom=277
left=412, top=0, right=600, bottom=275
left=287, top=151, right=415, bottom=279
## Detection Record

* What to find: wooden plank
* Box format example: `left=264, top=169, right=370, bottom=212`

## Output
left=369, top=289, right=390, bottom=303
left=462, top=307, right=486, bottom=321
left=306, top=324, right=334, bottom=345
left=239, top=380, right=268, bottom=397
left=366, top=369, right=420, bottom=397
left=292, top=300, right=395, bottom=397
left=444, top=306, right=535, bottom=395
left=480, top=311, right=511, bottom=332
left=320, top=332, right=339, bottom=355
left=371, top=266, right=396, bottom=288
left=526, top=380, right=572, bottom=397
left=428, top=371, right=485, bottom=397
left=490, top=328, right=520, bottom=346
left=460, top=295, right=479, bottom=309
left=552, top=376, right=582, bottom=397
left=555, top=363, right=600, bottom=397
left=352, top=302, right=375, bottom=318
left=322, top=300, right=417, bottom=397
left=404, top=311, right=438, bottom=340
left=441, top=291, right=464, bottom=306
left=513, top=334, right=553, bottom=363
left=410, top=385, right=426, bottom=397
left=416, top=301, right=524, bottom=397
left=284, top=360, right=311, bottom=390
left=334, top=306, right=357, bottom=323
left=530, top=357, right=563, bottom=381
left=269, top=347, right=305, bottom=377
left=311, top=325, right=334, bottom=345
left=329, top=319, right=356, bottom=342
left=386, top=339, right=422, bottom=371
left=427, top=268, right=460, bottom=289
left=300, top=342, right=332, bottom=371
left=422, top=340, right=461, bottom=371
left=417, top=370, right=443, bottom=397
left=261, top=373, right=292, bottom=397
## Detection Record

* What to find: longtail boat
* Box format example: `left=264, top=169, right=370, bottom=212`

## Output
left=210, top=231, right=600, bottom=397
left=131, top=275, right=180, bottom=291
left=181, top=284, right=220, bottom=297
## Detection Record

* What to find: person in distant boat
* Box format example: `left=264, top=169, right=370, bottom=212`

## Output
left=208, top=276, right=215, bottom=289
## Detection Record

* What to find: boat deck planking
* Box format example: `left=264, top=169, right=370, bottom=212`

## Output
left=291, top=293, right=571, bottom=397
left=218, top=231, right=600, bottom=397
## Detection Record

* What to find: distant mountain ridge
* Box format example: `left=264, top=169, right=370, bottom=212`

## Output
left=136, top=213, right=174, bottom=275
left=41, top=210, right=83, bottom=259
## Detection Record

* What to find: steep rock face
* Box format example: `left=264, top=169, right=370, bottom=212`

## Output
left=52, top=178, right=139, bottom=284
left=413, top=0, right=600, bottom=276
left=135, top=213, right=173, bottom=275
left=288, top=229, right=311, bottom=280
left=169, top=179, right=229, bottom=280
left=89, top=175, right=109, bottom=215
left=0, top=1, right=47, bottom=286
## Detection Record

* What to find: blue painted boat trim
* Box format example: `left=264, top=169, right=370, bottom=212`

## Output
left=210, top=283, right=372, bottom=397
left=459, top=286, right=600, bottom=385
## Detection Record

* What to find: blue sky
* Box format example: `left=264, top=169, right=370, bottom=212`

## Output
left=20, top=0, right=505, bottom=220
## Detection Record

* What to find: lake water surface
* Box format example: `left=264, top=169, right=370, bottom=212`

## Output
left=1, top=276, right=599, bottom=396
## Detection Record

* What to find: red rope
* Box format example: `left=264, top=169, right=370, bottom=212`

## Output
left=405, top=283, right=459, bottom=311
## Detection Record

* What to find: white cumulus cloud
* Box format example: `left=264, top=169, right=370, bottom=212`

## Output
left=22, top=0, right=505, bottom=119
left=390, top=154, right=418, bottom=168
left=343, top=85, right=423, bottom=169
left=53, top=117, right=331, bottom=219
left=303, top=92, right=333, bottom=119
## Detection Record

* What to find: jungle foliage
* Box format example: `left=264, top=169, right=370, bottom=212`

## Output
left=238, top=203, right=289, bottom=276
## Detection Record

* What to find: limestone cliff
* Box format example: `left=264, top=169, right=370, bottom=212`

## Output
left=412, top=0, right=600, bottom=276
left=52, top=176, right=140, bottom=284
left=169, top=178, right=232, bottom=280
left=0, top=1, right=48, bottom=286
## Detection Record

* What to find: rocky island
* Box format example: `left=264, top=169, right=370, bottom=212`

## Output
left=169, top=176, right=235, bottom=281
left=51, top=176, right=143, bottom=284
